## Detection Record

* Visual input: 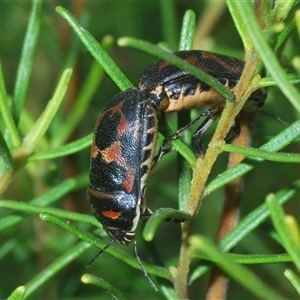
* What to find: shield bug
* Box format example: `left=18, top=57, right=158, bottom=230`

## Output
left=139, top=50, right=266, bottom=156
left=87, top=88, right=157, bottom=245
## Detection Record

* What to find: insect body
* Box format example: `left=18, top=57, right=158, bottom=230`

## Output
left=87, top=88, right=157, bottom=244
left=139, top=50, right=265, bottom=112
left=88, top=50, right=266, bottom=244
left=139, top=50, right=266, bottom=156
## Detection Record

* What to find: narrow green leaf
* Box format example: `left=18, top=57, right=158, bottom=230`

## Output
left=159, top=284, right=177, bottom=300
left=190, top=235, right=283, bottom=299
left=296, top=9, right=300, bottom=38
left=7, top=286, right=26, bottom=300
left=157, top=114, right=196, bottom=165
left=143, top=208, right=191, bottom=241
left=18, top=69, right=72, bottom=157
left=266, top=194, right=300, bottom=271
left=56, top=6, right=132, bottom=90
left=18, top=108, right=50, bottom=150
left=219, top=179, right=300, bottom=252
left=118, top=37, right=234, bottom=100
left=284, top=269, right=300, bottom=295
left=82, top=274, right=127, bottom=300
left=0, top=200, right=99, bottom=227
left=207, top=119, right=300, bottom=194
left=226, top=253, right=292, bottom=264
left=190, top=178, right=300, bottom=282
left=269, top=0, right=297, bottom=23
left=41, top=213, right=171, bottom=280
left=179, top=10, right=196, bottom=51
left=260, top=74, right=300, bottom=87
left=274, top=18, right=296, bottom=53
left=12, top=0, right=43, bottom=124
left=222, top=144, right=300, bottom=163
left=0, top=215, right=23, bottom=231
left=159, top=0, right=178, bottom=49
left=285, top=215, right=300, bottom=249
left=226, top=1, right=253, bottom=49
left=53, top=35, right=114, bottom=146
left=227, top=0, right=300, bottom=112
left=0, top=173, right=88, bottom=231
left=0, top=240, right=18, bottom=261
left=30, top=172, right=88, bottom=206
left=194, top=252, right=292, bottom=264
left=177, top=10, right=196, bottom=210
left=0, top=60, right=21, bottom=148
left=28, top=133, right=92, bottom=161
left=24, top=241, right=91, bottom=298
left=0, top=130, right=14, bottom=170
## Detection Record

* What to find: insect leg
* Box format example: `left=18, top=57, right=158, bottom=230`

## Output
left=193, top=115, right=242, bottom=157
left=153, top=109, right=213, bottom=165
left=140, top=208, right=153, bottom=221
left=225, top=116, right=241, bottom=144
left=140, top=187, right=153, bottom=221
left=192, top=113, right=217, bottom=157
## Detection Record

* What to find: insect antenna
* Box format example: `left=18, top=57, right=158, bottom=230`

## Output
left=134, top=240, right=158, bottom=292
left=258, top=109, right=288, bottom=127
left=86, top=239, right=115, bottom=268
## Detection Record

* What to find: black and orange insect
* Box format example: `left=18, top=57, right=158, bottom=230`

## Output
left=139, top=50, right=266, bottom=156
left=87, top=50, right=266, bottom=245
left=87, top=88, right=157, bottom=245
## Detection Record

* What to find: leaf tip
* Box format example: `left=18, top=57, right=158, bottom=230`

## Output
left=117, top=37, right=128, bottom=47
left=55, top=6, right=64, bottom=14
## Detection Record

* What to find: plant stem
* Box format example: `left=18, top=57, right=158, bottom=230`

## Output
left=174, top=53, right=260, bottom=299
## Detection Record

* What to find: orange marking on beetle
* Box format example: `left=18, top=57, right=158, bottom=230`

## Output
left=185, top=54, right=212, bottom=73
left=97, top=101, right=124, bottom=127
left=111, top=102, right=124, bottom=115
left=101, top=140, right=137, bottom=193
left=158, top=60, right=171, bottom=72
left=185, top=55, right=200, bottom=66
left=123, top=167, right=135, bottom=193
left=117, top=116, right=130, bottom=136
left=91, top=141, right=100, bottom=158
left=102, top=211, right=122, bottom=219
left=101, top=141, right=125, bottom=165
left=202, top=52, right=242, bottom=74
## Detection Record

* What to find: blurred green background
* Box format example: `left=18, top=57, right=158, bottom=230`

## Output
left=0, top=1, right=300, bottom=299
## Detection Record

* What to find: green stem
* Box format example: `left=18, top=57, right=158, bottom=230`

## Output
left=174, top=37, right=261, bottom=298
